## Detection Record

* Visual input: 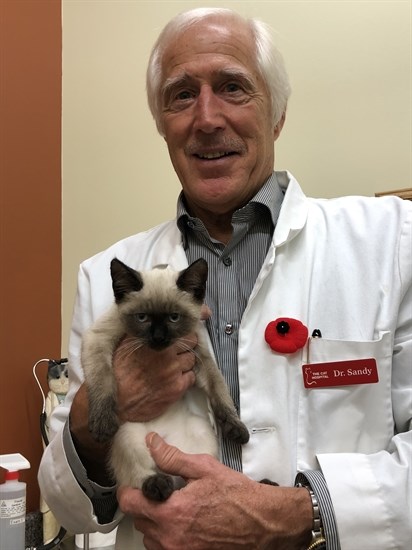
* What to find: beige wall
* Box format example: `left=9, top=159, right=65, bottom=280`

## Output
left=62, top=0, right=411, bottom=350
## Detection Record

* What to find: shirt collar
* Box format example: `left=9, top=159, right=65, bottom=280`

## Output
left=242, top=172, right=284, bottom=227
left=177, top=172, right=284, bottom=246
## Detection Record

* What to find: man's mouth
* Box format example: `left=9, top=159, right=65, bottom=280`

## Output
left=186, top=137, right=246, bottom=161
left=195, top=151, right=236, bottom=160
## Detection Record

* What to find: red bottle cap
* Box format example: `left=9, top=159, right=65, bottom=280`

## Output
left=5, top=471, right=19, bottom=481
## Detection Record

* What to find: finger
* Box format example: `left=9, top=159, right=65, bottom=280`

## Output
left=200, top=303, right=212, bottom=320
left=178, top=350, right=196, bottom=374
left=146, top=432, right=214, bottom=479
left=117, top=485, right=152, bottom=519
left=176, top=332, right=198, bottom=354
left=142, top=534, right=162, bottom=550
left=181, top=369, right=196, bottom=387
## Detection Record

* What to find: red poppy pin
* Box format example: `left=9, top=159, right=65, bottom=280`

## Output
left=265, top=318, right=309, bottom=354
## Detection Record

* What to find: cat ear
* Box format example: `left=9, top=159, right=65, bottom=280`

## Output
left=176, top=258, right=208, bottom=303
left=110, top=258, right=143, bottom=303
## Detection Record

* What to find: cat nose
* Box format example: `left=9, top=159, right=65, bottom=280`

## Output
left=150, top=325, right=170, bottom=350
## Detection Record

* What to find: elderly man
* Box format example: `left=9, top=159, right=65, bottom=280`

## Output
left=39, top=7, right=411, bottom=550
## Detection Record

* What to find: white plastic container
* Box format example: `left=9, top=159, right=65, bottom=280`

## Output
left=0, top=453, right=30, bottom=550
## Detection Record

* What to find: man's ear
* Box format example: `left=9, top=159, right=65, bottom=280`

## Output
left=274, top=111, right=286, bottom=141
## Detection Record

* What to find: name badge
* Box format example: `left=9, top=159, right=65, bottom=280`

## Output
left=302, top=358, right=378, bottom=388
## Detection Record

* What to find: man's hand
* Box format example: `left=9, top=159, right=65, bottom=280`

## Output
left=117, top=433, right=313, bottom=550
left=114, top=334, right=197, bottom=423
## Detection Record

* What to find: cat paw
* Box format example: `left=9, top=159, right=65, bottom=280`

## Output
left=88, top=394, right=118, bottom=442
left=221, top=419, right=250, bottom=445
left=142, top=474, right=175, bottom=502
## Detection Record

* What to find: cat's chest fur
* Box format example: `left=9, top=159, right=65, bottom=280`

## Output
left=111, top=388, right=219, bottom=490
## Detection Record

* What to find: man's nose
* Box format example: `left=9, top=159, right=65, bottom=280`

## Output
left=192, top=86, right=225, bottom=133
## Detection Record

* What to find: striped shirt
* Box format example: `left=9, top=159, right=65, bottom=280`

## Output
left=177, top=172, right=284, bottom=471
left=297, top=471, right=341, bottom=550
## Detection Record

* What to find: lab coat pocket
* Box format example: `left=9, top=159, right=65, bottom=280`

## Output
left=297, top=331, right=393, bottom=471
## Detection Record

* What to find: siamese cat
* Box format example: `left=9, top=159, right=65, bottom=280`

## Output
left=81, top=258, right=249, bottom=501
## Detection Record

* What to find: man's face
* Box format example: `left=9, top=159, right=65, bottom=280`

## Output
left=159, top=17, right=283, bottom=218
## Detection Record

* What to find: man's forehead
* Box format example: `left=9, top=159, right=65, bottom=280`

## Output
left=161, top=18, right=255, bottom=69
left=161, top=40, right=259, bottom=94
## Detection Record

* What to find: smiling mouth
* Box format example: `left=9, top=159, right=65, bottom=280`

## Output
left=195, top=151, right=236, bottom=160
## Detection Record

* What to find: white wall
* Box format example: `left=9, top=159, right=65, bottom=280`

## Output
left=62, top=0, right=411, bottom=350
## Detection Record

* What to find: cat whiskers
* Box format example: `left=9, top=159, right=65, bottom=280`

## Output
left=176, top=338, right=202, bottom=363
left=116, top=337, right=144, bottom=361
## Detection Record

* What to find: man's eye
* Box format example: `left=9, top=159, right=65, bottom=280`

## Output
left=164, top=89, right=195, bottom=110
left=135, top=313, right=148, bottom=322
left=224, top=82, right=242, bottom=93
left=175, top=90, right=193, bottom=101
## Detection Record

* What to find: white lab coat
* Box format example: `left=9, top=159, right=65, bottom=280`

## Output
left=39, top=172, right=412, bottom=549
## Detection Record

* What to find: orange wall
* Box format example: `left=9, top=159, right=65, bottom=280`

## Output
left=0, top=0, right=62, bottom=512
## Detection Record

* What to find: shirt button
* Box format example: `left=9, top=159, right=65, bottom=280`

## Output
left=224, top=323, right=234, bottom=335
left=222, top=257, right=232, bottom=266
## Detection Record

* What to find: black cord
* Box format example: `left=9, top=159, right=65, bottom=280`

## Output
left=40, top=412, right=49, bottom=447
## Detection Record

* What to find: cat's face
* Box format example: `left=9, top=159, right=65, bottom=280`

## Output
left=47, top=363, right=69, bottom=394
left=111, top=259, right=208, bottom=350
left=121, top=309, right=195, bottom=350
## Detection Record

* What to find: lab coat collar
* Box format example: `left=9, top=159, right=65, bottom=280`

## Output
left=149, top=224, right=188, bottom=271
left=273, top=171, right=309, bottom=247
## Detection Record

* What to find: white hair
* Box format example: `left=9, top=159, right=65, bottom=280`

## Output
left=146, top=7, right=291, bottom=135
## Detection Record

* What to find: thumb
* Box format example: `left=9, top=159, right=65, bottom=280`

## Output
left=200, top=303, right=212, bottom=320
left=146, top=432, right=213, bottom=480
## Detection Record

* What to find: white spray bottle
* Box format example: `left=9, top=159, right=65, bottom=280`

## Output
left=0, top=453, right=31, bottom=550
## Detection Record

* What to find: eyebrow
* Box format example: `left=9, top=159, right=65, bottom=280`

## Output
left=161, top=72, right=192, bottom=100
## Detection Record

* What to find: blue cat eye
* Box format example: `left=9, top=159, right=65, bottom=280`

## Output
left=169, top=313, right=180, bottom=322
left=135, top=313, right=148, bottom=322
